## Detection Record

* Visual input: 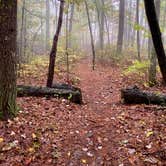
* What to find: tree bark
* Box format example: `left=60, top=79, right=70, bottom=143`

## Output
left=136, top=0, right=141, bottom=61
left=85, top=0, right=96, bottom=70
left=162, top=4, right=166, bottom=45
left=94, top=0, right=101, bottom=49
left=104, top=14, right=111, bottom=46
left=47, top=0, right=65, bottom=87
left=148, top=0, right=161, bottom=86
left=68, top=3, right=75, bottom=49
left=100, top=0, right=104, bottom=50
left=144, top=0, right=166, bottom=83
left=19, top=0, right=25, bottom=63
left=0, top=0, right=17, bottom=120
left=128, top=1, right=132, bottom=46
left=46, top=0, right=50, bottom=52
left=66, top=4, right=69, bottom=82
left=117, top=0, right=125, bottom=54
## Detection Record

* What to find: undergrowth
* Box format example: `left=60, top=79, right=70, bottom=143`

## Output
left=96, top=45, right=143, bottom=66
left=18, top=47, right=83, bottom=79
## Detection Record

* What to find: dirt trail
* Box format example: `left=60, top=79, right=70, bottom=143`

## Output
left=57, top=58, right=165, bottom=166
left=56, top=58, right=124, bottom=165
left=76, top=58, right=121, bottom=109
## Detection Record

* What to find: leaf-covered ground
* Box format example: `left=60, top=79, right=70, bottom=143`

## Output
left=0, top=58, right=165, bottom=166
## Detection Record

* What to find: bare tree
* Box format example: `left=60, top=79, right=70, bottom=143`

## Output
left=47, top=0, right=65, bottom=87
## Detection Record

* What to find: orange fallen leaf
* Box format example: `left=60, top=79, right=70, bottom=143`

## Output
left=81, top=159, right=87, bottom=164
left=0, top=138, right=4, bottom=143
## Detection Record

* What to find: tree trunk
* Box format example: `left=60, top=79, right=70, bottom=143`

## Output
left=85, top=0, right=96, bottom=70
left=162, top=4, right=166, bottom=45
left=66, top=4, right=69, bottom=82
left=94, top=0, right=101, bottom=49
left=128, top=1, right=132, bottom=46
left=117, top=0, right=125, bottom=55
left=140, top=6, right=144, bottom=51
left=23, top=11, right=27, bottom=59
left=68, top=3, right=75, bottom=49
left=0, top=0, right=17, bottom=120
left=144, top=0, right=166, bottom=83
left=46, top=0, right=50, bottom=52
left=47, top=0, right=65, bottom=87
left=19, top=0, right=25, bottom=63
left=131, top=1, right=136, bottom=47
left=104, top=14, right=111, bottom=46
left=136, top=0, right=141, bottom=61
left=148, top=0, right=161, bottom=86
left=100, top=0, right=105, bottom=50
left=124, top=0, right=128, bottom=47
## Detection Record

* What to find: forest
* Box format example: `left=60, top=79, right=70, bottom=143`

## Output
left=0, top=0, right=166, bottom=165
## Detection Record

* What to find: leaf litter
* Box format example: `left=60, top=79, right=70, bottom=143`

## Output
left=0, top=58, right=165, bottom=165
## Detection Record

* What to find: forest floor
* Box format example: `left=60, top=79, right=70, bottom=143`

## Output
left=0, top=58, right=166, bottom=166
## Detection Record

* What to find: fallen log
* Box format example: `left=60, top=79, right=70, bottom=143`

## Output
left=52, top=83, right=81, bottom=92
left=121, top=86, right=166, bottom=105
left=17, top=84, right=82, bottom=104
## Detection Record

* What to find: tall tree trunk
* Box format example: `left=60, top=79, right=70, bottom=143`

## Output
left=144, top=0, right=166, bottom=83
left=127, top=1, right=132, bottom=46
left=136, top=0, right=141, bottom=61
left=85, top=0, right=96, bottom=70
left=148, top=0, right=161, bottom=86
left=46, top=0, right=50, bottom=52
left=162, top=4, right=166, bottom=45
left=47, top=0, right=65, bottom=87
left=0, top=0, right=17, bottom=120
left=66, top=4, right=69, bottom=82
left=19, top=0, right=25, bottom=64
left=55, top=0, right=58, bottom=28
left=23, top=11, right=27, bottom=59
left=100, top=0, right=104, bottom=50
left=131, top=1, right=136, bottom=47
left=117, top=0, right=125, bottom=55
left=140, top=7, right=145, bottom=50
left=68, top=3, right=75, bottom=49
left=53, top=0, right=58, bottom=30
left=124, top=0, right=128, bottom=47
left=94, top=0, right=101, bottom=49
left=104, top=14, right=111, bottom=46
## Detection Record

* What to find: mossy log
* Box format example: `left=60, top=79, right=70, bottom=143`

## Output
left=17, top=84, right=82, bottom=104
left=121, top=86, right=166, bottom=105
